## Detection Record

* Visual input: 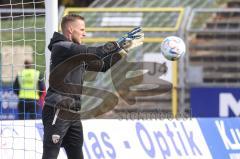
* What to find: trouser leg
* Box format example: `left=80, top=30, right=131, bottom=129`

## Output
left=27, top=100, right=36, bottom=119
left=42, top=105, right=70, bottom=159
left=61, top=115, right=84, bottom=159
left=42, top=145, right=61, bottom=159
left=18, top=100, right=25, bottom=120
left=64, top=144, right=84, bottom=159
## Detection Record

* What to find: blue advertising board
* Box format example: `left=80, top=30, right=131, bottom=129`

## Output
left=0, top=87, right=18, bottom=119
left=190, top=87, right=240, bottom=117
left=198, top=118, right=240, bottom=159
left=1, top=118, right=240, bottom=159
left=0, top=87, right=43, bottom=120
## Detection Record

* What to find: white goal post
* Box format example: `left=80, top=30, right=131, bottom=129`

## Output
left=45, top=0, right=58, bottom=89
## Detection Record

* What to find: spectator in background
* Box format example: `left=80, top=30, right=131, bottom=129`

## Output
left=13, top=59, right=45, bottom=119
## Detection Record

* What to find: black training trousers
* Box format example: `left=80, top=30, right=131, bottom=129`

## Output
left=42, top=105, right=84, bottom=159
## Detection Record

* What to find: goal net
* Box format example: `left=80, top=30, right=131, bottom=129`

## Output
left=0, top=1, right=46, bottom=158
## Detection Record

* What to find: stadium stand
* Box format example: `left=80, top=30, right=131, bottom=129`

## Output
left=81, top=0, right=230, bottom=118
left=188, top=1, right=240, bottom=84
left=186, top=0, right=240, bottom=111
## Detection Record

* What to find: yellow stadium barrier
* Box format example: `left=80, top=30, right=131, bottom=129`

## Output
left=64, top=7, right=184, bottom=32
left=63, top=7, right=185, bottom=117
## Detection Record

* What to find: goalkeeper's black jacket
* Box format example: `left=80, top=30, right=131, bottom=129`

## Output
left=44, top=32, right=122, bottom=112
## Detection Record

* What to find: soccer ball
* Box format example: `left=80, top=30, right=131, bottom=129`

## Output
left=161, top=36, right=186, bottom=61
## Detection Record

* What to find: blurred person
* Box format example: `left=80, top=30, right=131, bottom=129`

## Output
left=13, top=59, right=45, bottom=119
left=42, top=14, right=144, bottom=159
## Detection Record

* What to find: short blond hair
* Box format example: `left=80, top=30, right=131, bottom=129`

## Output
left=61, top=14, right=85, bottom=31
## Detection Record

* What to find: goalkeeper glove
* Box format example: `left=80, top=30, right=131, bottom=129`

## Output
left=117, top=26, right=144, bottom=56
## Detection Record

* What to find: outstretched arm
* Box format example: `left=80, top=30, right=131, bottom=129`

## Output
left=85, top=53, right=122, bottom=72
left=84, top=27, right=144, bottom=72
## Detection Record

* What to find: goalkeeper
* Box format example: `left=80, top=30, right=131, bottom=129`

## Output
left=42, top=14, right=144, bottom=159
